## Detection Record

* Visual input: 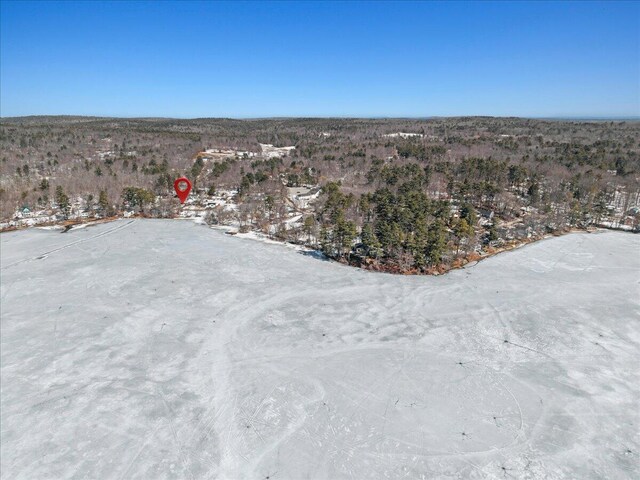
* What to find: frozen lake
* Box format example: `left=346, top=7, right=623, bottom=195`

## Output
left=1, top=219, right=639, bottom=479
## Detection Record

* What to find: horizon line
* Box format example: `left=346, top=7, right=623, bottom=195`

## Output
left=2, top=114, right=639, bottom=122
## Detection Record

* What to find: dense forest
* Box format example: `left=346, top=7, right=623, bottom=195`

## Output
left=1, top=116, right=638, bottom=273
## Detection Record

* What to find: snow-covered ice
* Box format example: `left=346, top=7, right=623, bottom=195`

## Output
left=1, top=220, right=639, bottom=479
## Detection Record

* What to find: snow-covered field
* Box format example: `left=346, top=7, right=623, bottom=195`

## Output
left=1, top=220, right=639, bottom=479
left=382, top=132, right=424, bottom=139
left=259, top=144, right=296, bottom=158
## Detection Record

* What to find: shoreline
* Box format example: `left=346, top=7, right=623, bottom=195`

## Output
left=1, top=215, right=634, bottom=276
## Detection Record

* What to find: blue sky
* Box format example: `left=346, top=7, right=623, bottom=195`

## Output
left=1, top=1, right=638, bottom=118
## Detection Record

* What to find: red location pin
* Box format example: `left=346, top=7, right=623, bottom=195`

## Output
left=174, top=177, right=192, bottom=204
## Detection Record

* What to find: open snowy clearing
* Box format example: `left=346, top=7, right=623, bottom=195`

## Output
left=1, top=220, right=639, bottom=479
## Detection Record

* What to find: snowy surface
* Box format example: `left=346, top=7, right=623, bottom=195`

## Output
left=1, top=220, right=639, bottom=479
left=382, top=132, right=424, bottom=138
left=259, top=144, right=296, bottom=158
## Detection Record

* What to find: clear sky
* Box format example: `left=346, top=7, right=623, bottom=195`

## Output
left=1, top=0, right=638, bottom=118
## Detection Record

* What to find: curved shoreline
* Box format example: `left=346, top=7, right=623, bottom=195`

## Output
left=4, top=214, right=635, bottom=277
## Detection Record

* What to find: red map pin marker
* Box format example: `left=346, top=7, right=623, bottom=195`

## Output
left=174, top=177, right=192, bottom=204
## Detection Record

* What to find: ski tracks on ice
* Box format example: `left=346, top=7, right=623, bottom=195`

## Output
left=210, top=284, right=368, bottom=479
left=1, top=219, right=136, bottom=270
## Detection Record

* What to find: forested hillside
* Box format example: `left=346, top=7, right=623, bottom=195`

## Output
left=1, top=116, right=638, bottom=273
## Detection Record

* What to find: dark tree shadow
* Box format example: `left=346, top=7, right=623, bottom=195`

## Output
left=298, top=249, right=330, bottom=261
